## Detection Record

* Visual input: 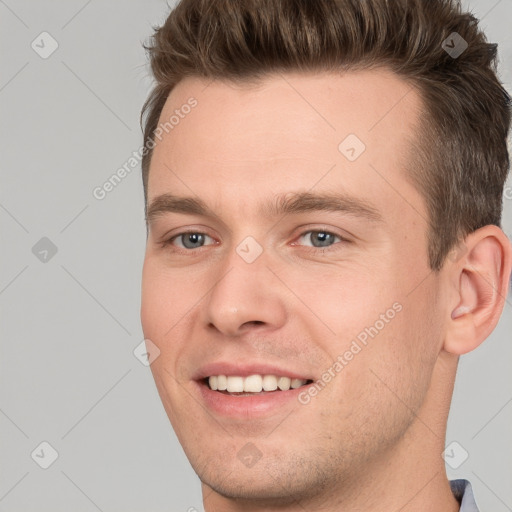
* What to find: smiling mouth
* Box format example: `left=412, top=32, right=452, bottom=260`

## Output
left=204, top=374, right=313, bottom=395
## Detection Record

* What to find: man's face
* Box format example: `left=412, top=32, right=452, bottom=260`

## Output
left=141, top=70, right=448, bottom=501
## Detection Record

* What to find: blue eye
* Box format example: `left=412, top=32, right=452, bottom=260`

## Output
left=170, top=232, right=215, bottom=249
left=298, top=231, right=342, bottom=248
left=162, top=229, right=346, bottom=254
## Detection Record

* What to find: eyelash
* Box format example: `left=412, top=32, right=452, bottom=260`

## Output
left=161, top=229, right=348, bottom=254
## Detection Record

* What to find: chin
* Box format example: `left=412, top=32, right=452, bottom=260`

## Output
left=191, top=447, right=333, bottom=506
left=201, top=471, right=307, bottom=504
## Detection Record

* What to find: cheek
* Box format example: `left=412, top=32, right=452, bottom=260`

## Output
left=140, top=264, right=166, bottom=338
left=302, top=266, right=438, bottom=402
left=140, top=257, right=197, bottom=337
left=359, top=289, right=442, bottom=413
left=288, top=265, right=394, bottom=338
left=141, top=264, right=184, bottom=389
left=141, top=263, right=191, bottom=428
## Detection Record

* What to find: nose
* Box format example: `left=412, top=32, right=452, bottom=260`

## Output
left=201, top=245, right=287, bottom=337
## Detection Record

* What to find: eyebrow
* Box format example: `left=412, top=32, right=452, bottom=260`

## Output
left=145, top=191, right=384, bottom=225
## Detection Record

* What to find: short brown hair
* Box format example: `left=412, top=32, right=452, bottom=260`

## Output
left=141, top=0, right=511, bottom=270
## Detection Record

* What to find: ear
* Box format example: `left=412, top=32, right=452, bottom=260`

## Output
left=444, top=225, right=512, bottom=355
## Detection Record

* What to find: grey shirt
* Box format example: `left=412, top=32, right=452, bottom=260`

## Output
left=451, top=479, right=479, bottom=512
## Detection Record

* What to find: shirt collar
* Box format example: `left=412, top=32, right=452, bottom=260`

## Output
left=450, top=479, right=479, bottom=512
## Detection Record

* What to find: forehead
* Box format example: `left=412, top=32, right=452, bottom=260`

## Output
left=148, top=69, right=426, bottom=227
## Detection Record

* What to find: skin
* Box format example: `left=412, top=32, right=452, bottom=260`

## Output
left=140, top=69, right=512, bottom=511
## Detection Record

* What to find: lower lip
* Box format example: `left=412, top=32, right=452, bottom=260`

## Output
left=195, top=380, right=309, bottom=418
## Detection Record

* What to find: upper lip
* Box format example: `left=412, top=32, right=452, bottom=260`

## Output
left=193, top=362, right=313, bottom=381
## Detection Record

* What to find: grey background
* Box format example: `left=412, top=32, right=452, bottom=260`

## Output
left=0, top=0, right=511, bottom=510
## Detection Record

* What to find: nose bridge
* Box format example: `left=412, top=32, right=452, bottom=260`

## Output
left=201, top=238, right=286, bottom=336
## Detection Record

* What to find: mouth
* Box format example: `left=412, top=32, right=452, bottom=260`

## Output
left=192, top=362, right=316, bottom=417
left=203, top=374, right=314, bottom=396
left=194, top=372, right=315, bottom=418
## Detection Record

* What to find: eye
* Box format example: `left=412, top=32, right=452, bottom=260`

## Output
left=168, top=232, right=216, bottom=250
left=296, top=230, right=343, bottom=248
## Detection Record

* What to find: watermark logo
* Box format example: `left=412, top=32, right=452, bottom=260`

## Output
left=31, top=32, right=59, bottom=59
left=236, top=236, right=263, bottom=264
left=447, top=241, right=468, bottom=263
left=133, top=338, right=161, bottom=366
left=31, top=441, right=59, bottom=469
left=338, top=134, right=366, bottom=162
left=442, top=441, right=469, bottom=469
left=441, top=32, right=468, bottom=59
left=237, top=442, right=263, bottom=468
left=32, top=237, right=58, bottom=263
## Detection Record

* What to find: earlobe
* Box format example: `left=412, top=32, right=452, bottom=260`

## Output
left=444, top=226, right=512, bottom=355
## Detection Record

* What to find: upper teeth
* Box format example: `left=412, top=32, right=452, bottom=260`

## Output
left=208, top=375, right=308, bottom=392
